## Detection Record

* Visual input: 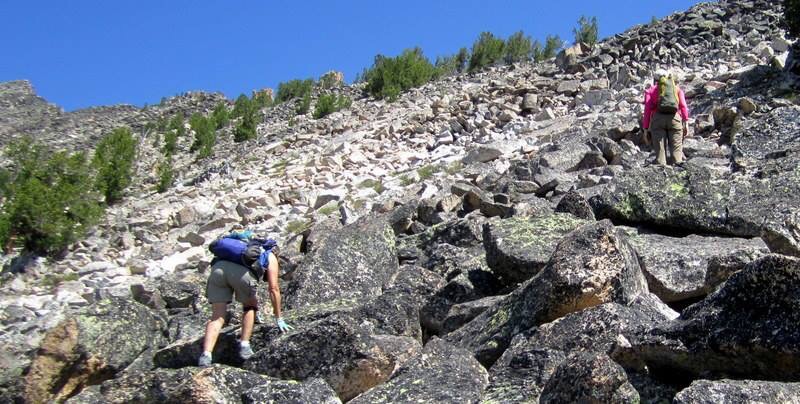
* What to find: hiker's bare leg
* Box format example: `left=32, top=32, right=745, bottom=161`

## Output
left=267, top=253, right=282, bottom=318
left=202, top=302, right=228, bottom=353
left=241, top=297, right=257, bottom=342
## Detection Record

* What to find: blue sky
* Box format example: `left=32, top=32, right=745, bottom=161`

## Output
left=1, top=1, right=704, bottom=111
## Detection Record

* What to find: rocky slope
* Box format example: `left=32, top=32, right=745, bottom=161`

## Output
left=1, top=0, right=800, bottom=402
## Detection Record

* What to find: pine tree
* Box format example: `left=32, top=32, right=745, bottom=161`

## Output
left=93, top=127, right=137, bottom=204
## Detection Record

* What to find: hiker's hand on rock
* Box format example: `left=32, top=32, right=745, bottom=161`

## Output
left=276, top=317, right=293, bottom=333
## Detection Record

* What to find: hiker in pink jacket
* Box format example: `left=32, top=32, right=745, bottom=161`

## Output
left=642, top=69, right=690, bottom=166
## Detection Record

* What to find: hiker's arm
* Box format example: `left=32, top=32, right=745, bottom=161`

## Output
left=266, top=253, right=282, bottom=318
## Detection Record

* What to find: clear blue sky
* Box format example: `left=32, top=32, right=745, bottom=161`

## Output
left=2, top=1, right=704, bottom=111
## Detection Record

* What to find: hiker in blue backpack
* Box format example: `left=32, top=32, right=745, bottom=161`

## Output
left=198, top=229, right=293, bottom=367
left=642, top=68, right=690, bottom=167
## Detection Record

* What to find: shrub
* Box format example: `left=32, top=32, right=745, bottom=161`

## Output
left=364, top=47, right=437, bottom=100
left=417, top=164, right=440, bottom=180
left=542, top=35, right=564, bottom=60
left=211, top=102, right=230, bottom=129
left=504, top=31, right=534, bottom=64
left=313, top=93, right=352, bottom=119
left=93, top=127, right=137, bottom=204
left=168, top=113, right=185, bottom=137
left=786, top=0, right=800, bottom=37
left=233, top=107, right=257, bottom=142
left=573, top=15, right=599, bottom=46
left=276, top=79, right=314, bottom=103
left=435, top=47, right=470, bottom=77
left=0, top=139, right=104, bottom=256
left=163, top=130, right=177, bottom=156
left=296, top=92, right=312, bottom=115
left=231, top=94, right=252, bottom=119
left=469, top=32, right=506, bottom=71
left=156, top=158, right=173, bottom=193
left=190, top=113, right=215, bottom=158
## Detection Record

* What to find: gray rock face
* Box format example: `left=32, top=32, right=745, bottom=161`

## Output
left=448, top=220, right=648, bottom=366
left=441, top=295, right=505, bottom=335
left=616, top=255, right=800, bottom=382
left=66, top=365, right=280, bottom=404
left=23, top=298, right=166, bottom=404
left=483, top=213, right=588, bottom=285
left=245, top=314, right=420, bottom=401
left=674, top=379, right=800, bottom=404
left=554, top=190, right=596, bottom=220
left=243, top=377, right=342, bottom=404
left=539, top=352, right=640, bottom=404
left=623, top=230, right=769, bottom=303
left=485, top=303, right=667, bottom=403
left=349, top=338, right=488, bottom=404
left=284, top=215, right=398, bottom=309
left=590, top=164, right=800, bottom=243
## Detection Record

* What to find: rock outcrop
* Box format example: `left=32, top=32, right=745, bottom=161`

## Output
left=24, top=298, right=166, bottom=403
left=615, top=255, right=800, bottom=382
left=447, top=220, right=648, bottom=366
left=349, top=338, right=488, bottom=403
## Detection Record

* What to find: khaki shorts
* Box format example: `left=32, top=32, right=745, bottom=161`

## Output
left=206, top=260, right=258, bottom=304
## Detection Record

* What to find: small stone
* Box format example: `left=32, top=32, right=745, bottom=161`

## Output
left=738, top=97, right=757, bottom=115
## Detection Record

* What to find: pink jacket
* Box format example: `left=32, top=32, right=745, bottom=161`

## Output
left=642, top=84, right=689, bottom=129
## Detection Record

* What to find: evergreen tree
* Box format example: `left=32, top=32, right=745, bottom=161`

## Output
left=364, top=47, right=437, bottom=100
left=233, top=108, right=257, bottom=142
left=93, top=127, right=137, bottom=204
left=211, top=102, right=230, bottom=129
left=313, top=94, right=352, bottom=119
left=276, top=79, right=314, bottom=103
left=542, top=35, right=564, bottom=60
left=231, top=94, right=252, bottom=119
left=504, top=31, right=534, bottom=64
left=168, top=113, right=185, bottom=137
left=0, top=138, right=104, bottom=256
left=468, top=32, right=506, bottom=71
left=190, top=113, right=215, bottom=158
left=156, top=158, right=174, bottom=193
left=573, top=15, right=599, bottom=46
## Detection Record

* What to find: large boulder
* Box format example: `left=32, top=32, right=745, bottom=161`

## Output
left=539, top=352, right=640, bottom=404
left=615, top=254, right=800, bottom=381
left=623, top=230, right=769, bottom=303
left=349, top=338, right=488, bottom=404
left=483, top=213, right=588, bottom=285
left=590, top=164, right=800, bottom=244
left=484, top=302, right=667, bottom=403
left=447, top=220, right=649, bottom=366
left=23, top=298, right=166, bottom=404
left=66, top=365, right=303, bottom=404
left=734, top=106, right=800, bottom=169
left=554, top=190, right=596, bottom=220
left=283, top=215, right=399, bottom=309
left=242, top=377, right=342, bottom=404
left=244, top=314, right=420, bottom=401
left=673, top=379, right=800, bottom=404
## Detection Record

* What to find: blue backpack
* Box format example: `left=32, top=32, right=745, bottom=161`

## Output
left=208, top=232, right=277, bottom=280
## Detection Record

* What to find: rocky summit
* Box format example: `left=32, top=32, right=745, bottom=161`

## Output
left=1, top=0, right=800, bottom=403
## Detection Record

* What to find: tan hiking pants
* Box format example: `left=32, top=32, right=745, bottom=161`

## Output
left=650, top=112, right=684, bottom=165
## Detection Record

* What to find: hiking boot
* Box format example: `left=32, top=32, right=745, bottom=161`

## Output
left=239, top=343, right=254, bottom=360
left=198, top=353, right=212, bottom=367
